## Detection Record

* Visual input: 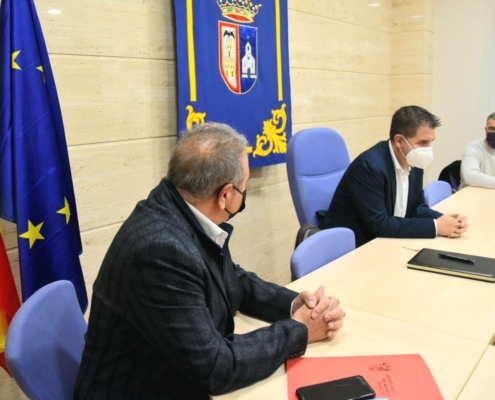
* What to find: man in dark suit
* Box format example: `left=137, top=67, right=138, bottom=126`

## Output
left=323, top=106, right=468, bottom=248
left=74, top=123, right=345, bottom=399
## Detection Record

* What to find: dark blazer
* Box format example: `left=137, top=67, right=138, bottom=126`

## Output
left=74, top=179, right=307, bottom=400
left=323, top=140, right=443, bottom=247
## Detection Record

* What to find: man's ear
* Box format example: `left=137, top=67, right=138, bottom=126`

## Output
left=216, top=183, right=233, bottom=209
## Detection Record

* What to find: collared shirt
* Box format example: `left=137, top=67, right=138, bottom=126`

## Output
left=388, top=140, right=411, bottom=218
left=185, top=200, right=229, bottom=248
left=388, top=140, right=437, bottom=234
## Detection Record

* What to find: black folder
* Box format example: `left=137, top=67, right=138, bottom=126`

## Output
left=407, top=248, right=495, bottom=282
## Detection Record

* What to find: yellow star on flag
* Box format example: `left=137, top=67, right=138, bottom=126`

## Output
left=19, top=220, right=45, bottom=249
left=12, top=51, right=21, bottom=70
left=57, top=197, right=71, bottom=224
left=36, top=65, right=45, bottom=83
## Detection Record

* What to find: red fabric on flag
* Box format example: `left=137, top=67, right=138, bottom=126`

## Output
left=0, top=232, right=20, bottom=376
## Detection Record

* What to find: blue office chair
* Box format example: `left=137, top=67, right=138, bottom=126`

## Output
left=287, top=128, right=351, bottom=228
left=290, top=228, right=355, bottom=280
left=424, top=180, right=452, bottom=207
left=5, top=281, right=87, bottom=400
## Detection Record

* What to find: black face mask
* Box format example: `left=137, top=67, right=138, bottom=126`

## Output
left=487, top=133, right=495, bottom=149
left=225, top=186, right=246, bottom=220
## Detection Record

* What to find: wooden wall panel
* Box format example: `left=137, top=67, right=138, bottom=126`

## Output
left=289, top=10, right=390, bottom=74
left=392, top=30, right=433, bottom=74
left=294, top=116, right=391, bottom=160
left=392, top=0, right=434, bottom=32
left=0, top=0, right=434, bottom=396
left=51, top=56, right=177, bottom=146
left=36, top=0, right=175, bottom=60
left=392, top=74, right=433, bottom=111
left=291, top=69, right=391, bottom=124
left=69, top=138, right=173, bottom=231
left=391, top=0, right=434, bottom=113
left=290, top=0, right=392, bottom=32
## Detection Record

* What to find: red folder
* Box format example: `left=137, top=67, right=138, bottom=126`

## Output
left=287, top=354, right=443, bottom=400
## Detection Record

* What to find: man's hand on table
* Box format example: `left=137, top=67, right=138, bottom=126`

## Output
left=292, top=286, right=346, bottom=343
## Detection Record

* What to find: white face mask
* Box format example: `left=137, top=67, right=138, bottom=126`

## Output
left=400, top=136, right=433, bottom=169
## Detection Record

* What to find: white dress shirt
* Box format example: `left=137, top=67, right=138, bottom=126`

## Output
left=388, top=140, right=411, bottom=218
left=388, top=140, right=437, bottom=233
left=185, top=200, right=228, bottom=247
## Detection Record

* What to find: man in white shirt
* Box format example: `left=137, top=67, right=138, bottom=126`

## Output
left=460, top=112, right=495, bottom=189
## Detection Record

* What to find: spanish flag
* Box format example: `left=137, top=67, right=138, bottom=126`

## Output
left=0, top=232, right=20, bottom=376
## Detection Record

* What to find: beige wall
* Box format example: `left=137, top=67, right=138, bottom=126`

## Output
left=430, top=0, right=495, bottom=184
left=0, top=0, right=434, bottom=397
left=392, top=0, right=434, bottom=112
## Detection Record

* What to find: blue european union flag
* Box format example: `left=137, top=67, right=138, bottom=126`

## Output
left=0, top=0, right=87, bottom=312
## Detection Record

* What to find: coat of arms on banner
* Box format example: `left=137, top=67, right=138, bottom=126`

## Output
left=219, top=22, right=257, bottom=94
left=174, top=0, right=293, bottom=168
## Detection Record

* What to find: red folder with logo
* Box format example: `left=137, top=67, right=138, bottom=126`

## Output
left=287, top=354, right=443, bottom=400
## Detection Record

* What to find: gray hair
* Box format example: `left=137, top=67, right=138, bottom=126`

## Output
left=167, top=123, right=248, bottom=199
left=487, top=112, right=495, bottom=124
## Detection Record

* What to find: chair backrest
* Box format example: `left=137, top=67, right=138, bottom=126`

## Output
left=287, top=128, right=351, bottom=227
left=290, top=228, right=355, bottom=280
left=294, top=223, right=320, bottom=250
left=438, top=160, right=461, bottom=191
left=5, top=280, right=87, bottom=400
left=424, top=180, right=452, bottom=207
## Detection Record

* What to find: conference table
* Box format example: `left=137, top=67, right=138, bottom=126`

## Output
left=458, top=345, right=495, bottom=399
left=288, top=186, right=495, bottom=344
left=214, top=186, right=495, bottom=400
left=457, top=344, right=495, bottom=399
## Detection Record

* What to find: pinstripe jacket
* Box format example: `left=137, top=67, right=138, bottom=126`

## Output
left=74, top=178, right=307, bottom=400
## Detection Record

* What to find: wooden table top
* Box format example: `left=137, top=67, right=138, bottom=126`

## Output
left=214, top=187, right=495, bottom=399
left=458, top=344, right=495, bottom=399
left=214, top=308, right=487, bottom=400
left=287, top=187, right=495, bottom=343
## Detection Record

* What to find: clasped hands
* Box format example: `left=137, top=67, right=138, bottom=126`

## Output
left=437, top=213, right=469, bottom=238
left=291, top=286, right=345, bottom=343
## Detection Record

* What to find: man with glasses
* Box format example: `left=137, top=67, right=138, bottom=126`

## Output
left=460, top=112, right=495, bottom=189
left=75, top=123, right=345, bottom=400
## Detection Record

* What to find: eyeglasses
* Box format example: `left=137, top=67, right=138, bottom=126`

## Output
left=232, top=185, right=245, bottom=196
left=216, top=182, right=245, bottom=195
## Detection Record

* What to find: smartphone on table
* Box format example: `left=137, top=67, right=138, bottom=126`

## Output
left=296, top=375, right=376, bottom=400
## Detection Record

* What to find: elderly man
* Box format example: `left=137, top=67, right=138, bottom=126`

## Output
left=460, top=112, right=495, bottom=189
left=74, top=123, right=345, bottom=399
left=323, top=105, right=468, bottom=247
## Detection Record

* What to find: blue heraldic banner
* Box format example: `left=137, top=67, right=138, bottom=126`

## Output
left=174, top=0, right=292, bottom=168
left=0, top=0, right=87, bottom=311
